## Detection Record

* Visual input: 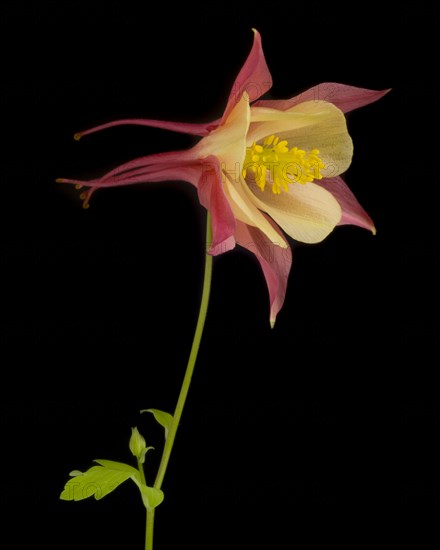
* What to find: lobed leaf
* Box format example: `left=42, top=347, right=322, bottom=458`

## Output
left=60, top=460, right=140, bottom=501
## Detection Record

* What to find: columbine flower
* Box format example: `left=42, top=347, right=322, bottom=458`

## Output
left=57, top=29, right=389, bottom=326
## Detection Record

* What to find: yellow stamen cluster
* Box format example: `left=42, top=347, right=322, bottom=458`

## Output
left=243, top=135, right=325, bottom=194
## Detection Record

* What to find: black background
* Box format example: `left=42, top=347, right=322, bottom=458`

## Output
left=2, top=1, right=439, bottom=548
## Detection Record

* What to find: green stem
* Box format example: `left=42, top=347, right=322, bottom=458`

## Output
left=137, top=459, right=147, bottom=485
left=145, top=508, right=154, bottom=550
left=144, top=212, right=213, bottom=550
left=137, top=460, right=153, bottom=550
left=154, top=212, right=213, bottom=490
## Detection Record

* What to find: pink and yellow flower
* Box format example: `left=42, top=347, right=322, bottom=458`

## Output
left=58, top=30, right=389, bottom=326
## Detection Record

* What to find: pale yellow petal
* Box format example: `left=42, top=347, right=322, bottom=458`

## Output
left=194, top=92, right=250, bottom=169
left=248, top=101, right=353, bottom=177
left=223, top=174, right=288, bottom=247
left=244, top=179, right=342, bottom=244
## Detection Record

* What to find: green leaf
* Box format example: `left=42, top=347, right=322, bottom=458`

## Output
left=141, top=408, right=173, bottom=439
left=61, top=459, right=164, bottom=511
left=60, top=466, right=131, bottom=501
left=130, top=473, right=165, bottom=510
left=139, top=485, right=165, bottom=510
left=94, top=459, right=140, bottom=477
left=60, top=460, right=140, bottom=501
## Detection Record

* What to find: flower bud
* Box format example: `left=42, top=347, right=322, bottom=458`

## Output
left=129, top=427, right=147, bottom=462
